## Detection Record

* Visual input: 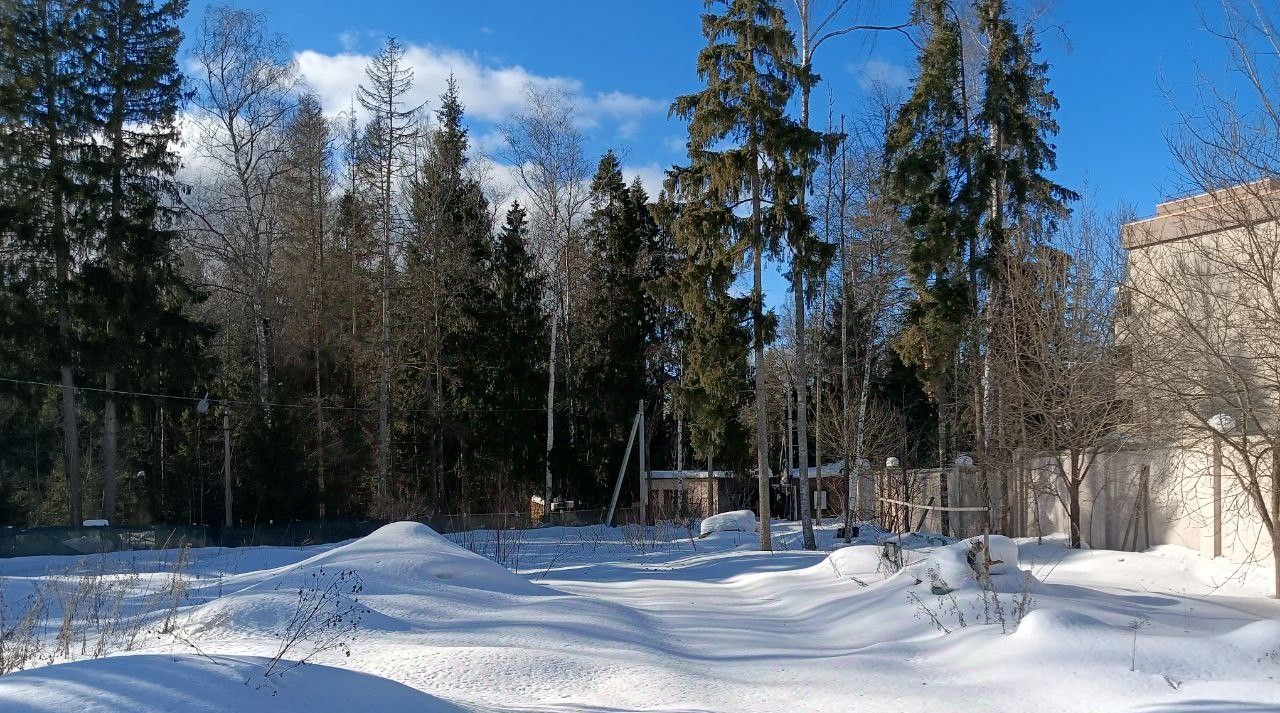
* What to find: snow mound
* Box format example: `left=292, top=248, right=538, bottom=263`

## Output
left=1221, top=618, right=1280, bottom=657
left=1012, top=608, right=1109, bottom=643
left=699, top=510, right=759, bottom=537
left=183, top=521, right=547, bottom=637
left=905, top=535, right=1032, bottom=593
left=280, top=521, right=542, bottom=596
left=0, top=654, right=464, bottom=713
left=821, top=545, right=888, bottom=582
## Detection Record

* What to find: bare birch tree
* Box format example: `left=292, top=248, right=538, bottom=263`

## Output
left=185, top=6, right=297, bottom=407
left=499, top=85, right=591, bottom=513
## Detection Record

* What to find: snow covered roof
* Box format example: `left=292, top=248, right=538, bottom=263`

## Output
left=646, top=469, right=735, bottom=480
left=788, top=461, right=848, bottom=479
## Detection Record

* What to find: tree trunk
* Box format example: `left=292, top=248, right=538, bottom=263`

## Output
left=839, top=121, right=854, bottom=542
left=1068, top=482, right=1082, bottom=549
left=937, top=391, right=950, bottom=537
left=852, top=338, right=874, bottom=521
left=792, top=25, right=816, bottom=550
left=751, top=132, right=771, bottom=551
left=794, top=264, right=816, bottom=548
left=102, top=373, right=118, bottom=520
left=377, top=219, right=391, bottom=502
left=545, top=312, right=558, bottom=517
left=754, top=246, right=771, bottom=551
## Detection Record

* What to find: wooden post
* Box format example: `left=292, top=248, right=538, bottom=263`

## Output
left=638, top=400, right=647, bottom=526
left=222, top=408, right=232, bottom=528
left=1212, top=438, right=1223, bottom=558
left=605, top=409, right=641, bottom=527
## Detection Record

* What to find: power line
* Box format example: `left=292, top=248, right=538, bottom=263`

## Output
left=0, top=376, right=558, bottom=416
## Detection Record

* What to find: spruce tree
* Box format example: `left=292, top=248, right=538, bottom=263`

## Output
left=278, top=91, right=335, bottom=517
left=401, top=77, right=493, bottom=512
left=657, top=188, right=751, bottom=495
left=888, top=0, right=1075, bottom=535
left=478, top=202, right=549, bottom=500
left=671, top=0, right=805, bottom=549
left=81, top=0, right=196, bottom=521
left=885, top=0, right=981, bottom=514
left=577, top=151, right=656, bottom=501
left=2, top=0, right=98, bottom=525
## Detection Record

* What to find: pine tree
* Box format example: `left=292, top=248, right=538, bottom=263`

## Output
left=885, top=0, right=982, bottom=524
left=671, top=0, right=806, bottom=549
left=80, top=0, right=195, bottom=521
left=477, top=202, right=549, bottom=501
left=1, top=0, right=98, bottom=525
left=357, top=37, right=417, bottom=506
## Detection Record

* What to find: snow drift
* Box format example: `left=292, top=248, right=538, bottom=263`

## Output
left=699, top=510, right=759, bottom=537
left=182, top=521, right=550, bottom=638
left=0, top=654, right=463, bottom=713
left=904, top=535, right=1031, bottom=593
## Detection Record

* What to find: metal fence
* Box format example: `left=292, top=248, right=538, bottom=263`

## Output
left=0, top=508, right=642, bottom=559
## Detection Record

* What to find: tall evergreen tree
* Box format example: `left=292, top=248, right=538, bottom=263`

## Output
left=81, top=0, right=196, bottom=521
left=888, top=0, right=1074, bottom=534
left=401, top=77, right=493, bottom=513
left=476, top=202, right=548, bottom=502
left=671, top=0, right=807, bottom=549
left=277, top=91, right=335, bottom=516
left=657, top=187, right=751, bottom=495
left=1, top=0, right=98, bottom=525
left=576, top=151, right=658, bottom=501
left=885, top=0, right=982, bottom=520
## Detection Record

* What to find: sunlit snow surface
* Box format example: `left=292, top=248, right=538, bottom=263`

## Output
left=0, top=520, right=1276, bottom=712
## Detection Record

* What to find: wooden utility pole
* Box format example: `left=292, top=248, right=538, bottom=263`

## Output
left=638, top=400, right=648, bottom=525
left=223, top=408, right=233, bottom=528
left=605, top=407, right=641, bottom=527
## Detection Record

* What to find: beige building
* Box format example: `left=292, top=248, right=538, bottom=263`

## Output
left=1111, top=182, right=1279, bottom=575
left=895, top=184, right=1280, bottom=590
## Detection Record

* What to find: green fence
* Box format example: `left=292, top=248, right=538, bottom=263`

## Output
left=0, top=508, right=639, bottom=558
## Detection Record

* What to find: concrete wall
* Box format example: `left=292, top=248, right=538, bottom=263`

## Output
left=883, top=444, right=1273, bottom=569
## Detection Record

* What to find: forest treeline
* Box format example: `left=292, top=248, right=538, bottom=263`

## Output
left=0, top=0, right=1122, bottom=547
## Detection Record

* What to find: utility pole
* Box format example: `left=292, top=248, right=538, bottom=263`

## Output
left=222, top=407, right=232, bottom=528
left=605, top=407, right=641, bottom=527
left=638, top=400, right=647, bottom=525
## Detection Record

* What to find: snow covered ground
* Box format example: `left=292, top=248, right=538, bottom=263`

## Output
left=0, top=519, right=1276, bottom=712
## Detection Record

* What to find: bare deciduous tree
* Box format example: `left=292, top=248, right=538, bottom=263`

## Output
left=992, top=203, right=1124, bottom=549
left=1120, top=0, right=1280, bottom=596
left=185, top=5, right=297, bottom=406
left=499, top=85, right=591, bottom=513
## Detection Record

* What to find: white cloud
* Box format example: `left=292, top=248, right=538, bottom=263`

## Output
left=624, top=162, right=668, bottom=200
left=851, top=59, right=912, bottom=91
left=292, top=43, right=663, bottom=135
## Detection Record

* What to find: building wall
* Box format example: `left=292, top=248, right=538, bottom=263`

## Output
left=882, top=446, right=1272, bottom=568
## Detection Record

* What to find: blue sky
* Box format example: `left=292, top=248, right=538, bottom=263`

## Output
left=180, top=1, right=1242, bottom=217
left=179, top=1, right=1243, bottom=306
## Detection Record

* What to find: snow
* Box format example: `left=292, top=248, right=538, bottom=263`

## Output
left=0, top=654, right=463, bottom=712
left=0, top=520, right=1276, bottom=712
left=698, top=509, right=759, bottom=537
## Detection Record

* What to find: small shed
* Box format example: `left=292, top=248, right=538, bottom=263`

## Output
left=647, top=470, right=742, bottom=519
